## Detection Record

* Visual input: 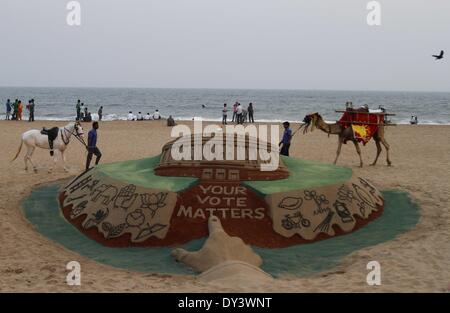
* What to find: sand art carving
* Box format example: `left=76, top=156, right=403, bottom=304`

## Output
left=171, top=214, right=263, bottom=272
left=58, top=135, right=384, bottom=248
left=172, top=215, right=273, bottom=284
left=61, top=175, right=175, bottom=244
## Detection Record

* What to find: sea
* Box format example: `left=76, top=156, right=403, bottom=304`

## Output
left=1, top=87, right=449, bottom=125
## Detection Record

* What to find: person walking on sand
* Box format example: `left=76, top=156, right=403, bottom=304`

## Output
left=85, top=121, right=102, bottom=170
left=76, top=100, right=81, bottom=120
left=279, top=121, right=292, bottom=156
left=5, top=99, right=11, bottom=120
left=248, top=102, right=254, bottom=123
left=17, top=100, right=23, bottom=121
left=222, top=103, right=228, bottom=125
left=98, top=106, right=103, bottom=121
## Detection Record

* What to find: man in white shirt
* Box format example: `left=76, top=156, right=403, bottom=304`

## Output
left=144, top=113, right=151, bottom=120
left=137, top=112, right=143, bottom=121
left=236, top=103, right=243, bottom=124
left=127, top=111, right=135, bottom=121
left=153, top=110, right=161, bottom=120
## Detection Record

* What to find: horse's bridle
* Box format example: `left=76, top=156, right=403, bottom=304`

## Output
left=61, top=122, right=86, bottom=146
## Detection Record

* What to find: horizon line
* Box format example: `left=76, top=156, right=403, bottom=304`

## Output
left=0, top=85, right=450, bottom=94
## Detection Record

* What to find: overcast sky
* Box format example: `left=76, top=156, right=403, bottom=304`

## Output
left=0, top=0, right=449, bottom=91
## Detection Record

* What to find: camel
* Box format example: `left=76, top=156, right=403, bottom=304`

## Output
left=301, top=112, right=391, bottom=167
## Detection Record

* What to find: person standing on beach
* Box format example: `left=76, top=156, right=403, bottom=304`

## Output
left=242, top=107, right=248, bottom=123
left=248, top=103, right=254, bottom=123
left=232, top=102, right=238, bottom=122
left=28, top=99, right=35, bottom=122
left=17, top=101, right=23, bottom=121
left=12, top=99, right=18, bottom=120
left=236, top=103, right=243, bottom=124
left=98, top=106, right=103, bottom=121
left=279, top=121, right=292, bottom=156
left=76, top=100, right=81, bottom=120
left=222, top=103, right=228, bottom=125
left=80, top=103, right=85, bottom=121
left=85, top=121, right=102, bottom=170
left=5, top=99, right=11, bottom=120
left=26, top=100, right=30, bottom=118
left=84, top=106, right=88, bottom=121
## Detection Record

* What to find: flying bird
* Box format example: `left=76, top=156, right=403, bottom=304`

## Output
left=432, top=50, right=444, bottom=60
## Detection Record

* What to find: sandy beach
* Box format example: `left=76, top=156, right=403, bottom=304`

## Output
left=0, top=120, right=449, bottom=292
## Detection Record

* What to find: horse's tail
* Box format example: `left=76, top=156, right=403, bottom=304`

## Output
left=11, top=138, right=23, bottom=162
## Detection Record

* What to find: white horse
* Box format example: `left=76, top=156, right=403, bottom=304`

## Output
left=12, top=121, right=85, bottom=172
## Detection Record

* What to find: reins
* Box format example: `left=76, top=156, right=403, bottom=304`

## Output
left=62, top=124, right=87, bottom=148
left=291, top=123, right=306, bottom=138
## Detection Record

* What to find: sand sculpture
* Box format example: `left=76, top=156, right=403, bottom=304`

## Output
left=171, top=215, right=272, bottom=284
left=171, top=214, right=263, bottom=272
left=58, top=134, right=384, bottom=248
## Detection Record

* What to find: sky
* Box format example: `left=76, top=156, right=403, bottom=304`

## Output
left=0, top=0, right=449, bottom=92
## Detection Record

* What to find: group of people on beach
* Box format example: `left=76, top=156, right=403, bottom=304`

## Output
left=76, top=100, right=103, bottom=122
left=222, top=102, right=255, bottom=125
left=127, top=110, right=162, bottom=121
left=5, top=99, right=35, bottom=122
left=219, top=101, right=290, bottom=156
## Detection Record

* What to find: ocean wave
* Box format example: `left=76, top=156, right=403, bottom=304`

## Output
left=0, top=113, right=449, bottom=125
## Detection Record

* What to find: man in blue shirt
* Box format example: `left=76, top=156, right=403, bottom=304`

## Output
left=85, top=121, right=102, bottom=170
left=279, top=121, right=292, bottom=156
left=5, top=99, right=11, bottom=120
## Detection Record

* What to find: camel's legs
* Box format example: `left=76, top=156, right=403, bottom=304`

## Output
left=24, top=145, right=37, bottom=172
left=353, top=141, right=363, bottom=167
left=371, top=139, right=382, bottom=166
left=334, top=137, right=343, bottom=164
left=380, top=137, right=392, bottom=166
